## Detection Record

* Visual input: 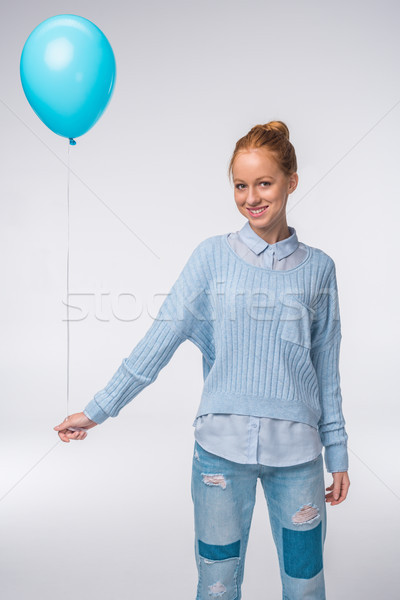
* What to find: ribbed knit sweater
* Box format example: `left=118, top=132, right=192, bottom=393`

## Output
left=83, top=233, right=349, bottom=473
left=193, top=222, right=324, bottom=469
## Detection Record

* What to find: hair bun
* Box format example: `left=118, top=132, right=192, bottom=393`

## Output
left=262, top=121, right=290, bottom=140
left=228, top=119, right=297, bottom=180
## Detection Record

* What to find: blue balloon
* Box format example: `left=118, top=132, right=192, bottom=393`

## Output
left=20, top=14, right=116, bottom=144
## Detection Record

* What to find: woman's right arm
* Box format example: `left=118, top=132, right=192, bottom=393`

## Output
left=53, top=238, right=212, bottom=438
left=83, top=316, right=188, bottom=424
left=54, top=317, right=188, bottom=442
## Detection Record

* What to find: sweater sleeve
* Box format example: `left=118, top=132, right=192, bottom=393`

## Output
left=83, top=241, right=213, bottom=425
left=310, top=259, right=349, bottom=473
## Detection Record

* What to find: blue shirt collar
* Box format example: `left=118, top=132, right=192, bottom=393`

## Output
left=237, top=220, right=299, bottom=260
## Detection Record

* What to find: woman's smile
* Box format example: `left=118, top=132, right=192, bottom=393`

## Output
left=247, top=205, right=269, bottom=217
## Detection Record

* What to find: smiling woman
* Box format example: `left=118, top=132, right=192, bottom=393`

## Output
left=229, top=121, right=299, bottom=240
left=53, top=119, right=350, bottom=600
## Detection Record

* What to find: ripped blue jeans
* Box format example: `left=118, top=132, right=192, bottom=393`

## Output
left=191, top=441, right=327, bottom=600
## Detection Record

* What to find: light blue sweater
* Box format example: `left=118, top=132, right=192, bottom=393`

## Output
left=193, top=222, right=323, bottom=469
left=83, top=233, right=349, bottom=473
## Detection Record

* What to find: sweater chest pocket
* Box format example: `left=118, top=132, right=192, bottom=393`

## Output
left=279, top=295, right=313, bottom=350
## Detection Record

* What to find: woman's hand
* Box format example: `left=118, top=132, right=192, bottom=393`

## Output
left=325, top=471, right=350, bottom=505
left=53, top=412, right=98, bottom=443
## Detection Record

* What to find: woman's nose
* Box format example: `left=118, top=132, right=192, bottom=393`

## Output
left=246, top=187, right=260, bottom=204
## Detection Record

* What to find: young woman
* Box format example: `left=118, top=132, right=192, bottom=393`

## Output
left=54, top=120, right=350, bottom=600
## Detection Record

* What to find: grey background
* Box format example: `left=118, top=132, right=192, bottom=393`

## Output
left=1, top=0, right=399, bottom=598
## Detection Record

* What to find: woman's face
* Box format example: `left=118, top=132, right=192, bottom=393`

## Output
left=232, top=148, right=298, bottom=237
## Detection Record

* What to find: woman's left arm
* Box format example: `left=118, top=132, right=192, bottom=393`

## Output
left=310, top=259, right=350, bottom=481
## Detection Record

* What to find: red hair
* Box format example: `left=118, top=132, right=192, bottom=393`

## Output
left=228, top=120, right=297, bottom=182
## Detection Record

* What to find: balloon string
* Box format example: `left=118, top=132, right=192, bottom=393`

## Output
left=66, top=141, right=71, bottom=419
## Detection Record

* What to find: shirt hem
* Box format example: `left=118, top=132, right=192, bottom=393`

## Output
left=194, top=438, right=323, bottom=468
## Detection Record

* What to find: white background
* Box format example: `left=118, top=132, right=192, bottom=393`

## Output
left=1, top=0, right=399, bottom=598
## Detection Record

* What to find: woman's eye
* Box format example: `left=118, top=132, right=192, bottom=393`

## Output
left=235, top=182, right=271, bottom=189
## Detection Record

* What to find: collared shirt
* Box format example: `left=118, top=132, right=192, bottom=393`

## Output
left=192, top=222, right=323, bottom=466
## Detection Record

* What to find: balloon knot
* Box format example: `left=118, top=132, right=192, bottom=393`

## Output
left=69, top=138, right=76, bottom=145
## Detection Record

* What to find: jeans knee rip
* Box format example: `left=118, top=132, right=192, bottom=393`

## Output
left=291, top=503, right=320, bottom=526
left=201, top=473, right=227, bottom=490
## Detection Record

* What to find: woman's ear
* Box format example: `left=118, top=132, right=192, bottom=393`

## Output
left=288, top=172, right=299, bottom=194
